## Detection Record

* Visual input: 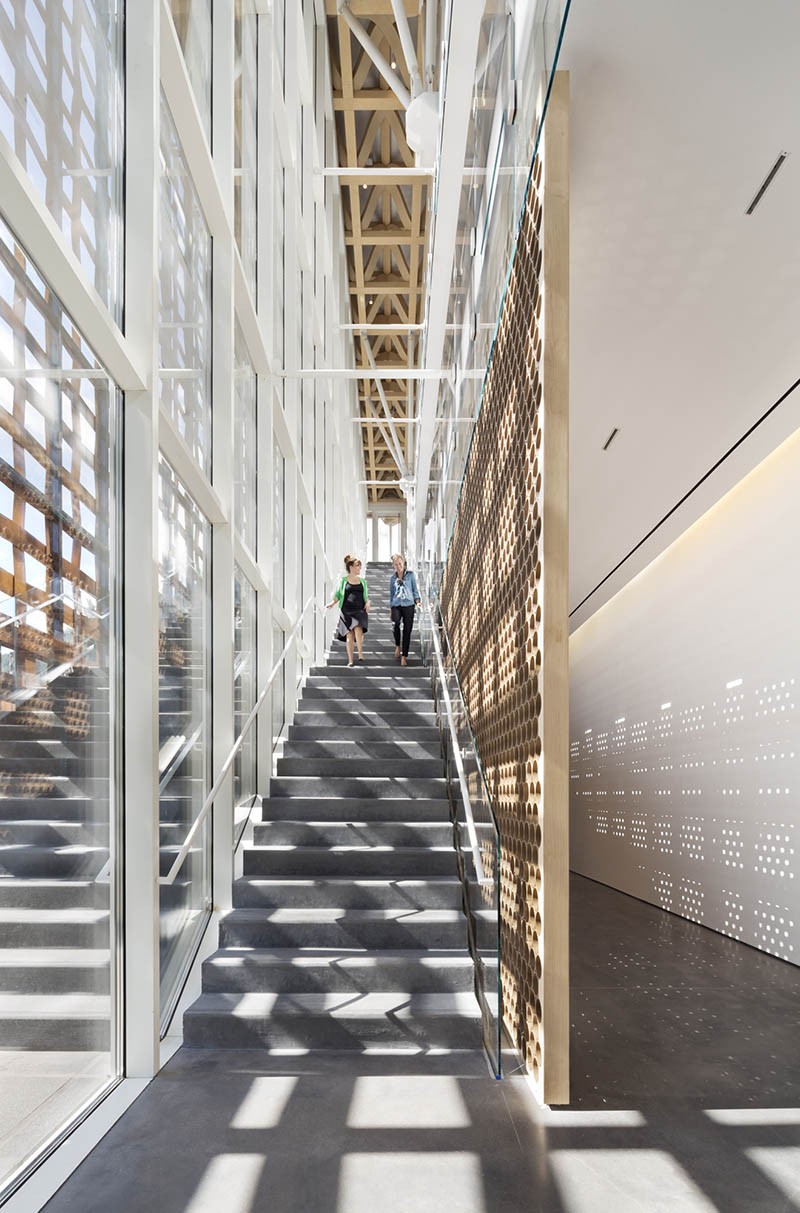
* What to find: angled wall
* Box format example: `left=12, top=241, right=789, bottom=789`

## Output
left=570, top=426, right=800, bottom=966
left=439, top=73, right=570, bottom=1103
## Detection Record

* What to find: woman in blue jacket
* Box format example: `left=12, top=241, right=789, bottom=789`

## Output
left=389, top=553, right=421, bottom=667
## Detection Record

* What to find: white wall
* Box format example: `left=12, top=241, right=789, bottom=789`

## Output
left=569, top=427, right=800, bottom=965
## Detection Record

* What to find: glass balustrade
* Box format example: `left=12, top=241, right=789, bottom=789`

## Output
left=418, top=594, right=502, bottom=1077
left=421, top=0, right=571, bottom=594
left=157, top=457, right=212, bottom=1031
left=233, top=568, right=257, bottom=847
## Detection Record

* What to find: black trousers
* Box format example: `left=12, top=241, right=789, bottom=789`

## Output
left=392, top=604, right=416, bottom=656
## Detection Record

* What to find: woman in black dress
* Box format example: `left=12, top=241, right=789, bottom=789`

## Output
left=326, top=554, right=370, bottom=666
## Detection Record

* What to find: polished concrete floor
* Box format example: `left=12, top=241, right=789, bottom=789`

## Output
left=42, top=875, right=800, bottom=1213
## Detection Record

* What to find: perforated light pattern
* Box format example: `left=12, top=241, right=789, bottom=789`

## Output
left=439, top=80, right=569, bottom=1098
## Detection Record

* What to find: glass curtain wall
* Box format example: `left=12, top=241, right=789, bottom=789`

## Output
left=233, top=568, right=256, bottom=838
left=233, top=325, right=256, bottom=555
left=157, top=457, right=211, bottom=1025
left=169, top=0, right=212, bottom=142
left=234, top=0, right=258, bottom=297
left=159, top=93, right=213, bottom=476
left=0, top=214, right=120, bottom=1193
left=0, top=0, right=125, bottom=319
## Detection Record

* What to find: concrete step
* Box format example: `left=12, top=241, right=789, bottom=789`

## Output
left=0, top=948, right=111, bottom=993
left=182, top=990, right=482, bottom=1051
left=275, top=757, right=444, bottom=778
left=0, top=907, right=110, bottom=947
left=0, top=993, right=111, bottom=1049
left=324, top=656, right=424, bottom=668
left=243, top=844, right=459, bottom=878
left=253, top=821, right=455, bottom=848
left=292, top=709, right=435, bottom=728
left=269, top=776, right=447, bottom=800
left=201, top=948, right=481, bottom=994
left=259, top=797, right=450, bottom=823
left=0, top=754, right=83, bottom=778
left=0, top=820, right=109, bottom=847
left=282, top=738, right=442, bottom=760
left=0, top=844, right=109, bottom=879
left=218, top=907, right=472, bottom=950
left=296, top=701, right=436, bottom=720
left=0, top=797, right=102, bottom=824
left=232, top=876, right=465, bottom=911
left=0, top=879, right=110, bottom=909
left=308, top=666, right=428, bottom=680
left=300, top=684, right=432, bottom=702
left=287, top=724, right=439, bottom=742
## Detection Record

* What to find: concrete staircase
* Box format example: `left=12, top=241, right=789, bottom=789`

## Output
left=184, top=563, right=485, bottom=1051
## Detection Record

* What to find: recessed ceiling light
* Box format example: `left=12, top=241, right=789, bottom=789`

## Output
left=746, top=152, right=788, bottom=215
left=391, top=59, right=397, bottom=69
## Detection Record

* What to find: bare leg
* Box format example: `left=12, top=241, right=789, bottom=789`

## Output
left=354, top=625, right=364, bottom=659
left=346, top=631, right=355, bottom=665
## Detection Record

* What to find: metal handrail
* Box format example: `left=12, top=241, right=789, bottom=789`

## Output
left=0, top=591, right=108, bottom=631
left=422, top=597, right=495, bottom=886
left=159, top=594, right=323, bottom=886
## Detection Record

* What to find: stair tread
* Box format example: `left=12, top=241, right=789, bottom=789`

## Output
left=206, top=948, right=476, bottom=963
left=186, top=991, right=483, bottom=1017
left=222, top=908, right=474, bottom=924
left=243, top=844, right=456, bottom=854
left=0, top=948, right=110, bottom=966
left=0, top=908, right=109, bottom=923
left=0, top=993, right=111, bottom=1017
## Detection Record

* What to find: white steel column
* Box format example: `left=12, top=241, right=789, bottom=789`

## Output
left=123, top=0, right=161, bottom=1079
left=256, top=9, right=275, bottom=792
left=211, top=0, right=236, bottom=909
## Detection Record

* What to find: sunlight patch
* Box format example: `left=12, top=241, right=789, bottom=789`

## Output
left=338, top=1153, right=484, bottom=1213
left=347, top=1076, right=470, bottom=1128
left=231, top=1076, right=299, bottom=1129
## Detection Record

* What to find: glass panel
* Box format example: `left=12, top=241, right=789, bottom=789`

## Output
left=421, top=1, right=571, bottom=597
left=233, top=567, right=257, bottom=845
left=234, top=0, right=258, bottom=297
left=271, top=624, right=285, bottom=748
left=169, top=0, right=212, bottom=141
left=233, top=325, right=256, bottom=554
left=418, top=601, right=501, bottom=1077
left=272, top=442, right=285, bottom=609
left=158, top=92, right=212, bottom=476
left=158, top=456, right=211, bottom=1028
left=0, top=0, right=125, bottom=319
left=0, top=213, right=120, bottom=1191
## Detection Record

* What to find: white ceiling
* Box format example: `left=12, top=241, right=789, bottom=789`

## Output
left=561, top=0, right=800, bottom=626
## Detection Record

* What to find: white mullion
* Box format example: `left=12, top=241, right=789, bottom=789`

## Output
left=0, top=134, right=144, bottom=390
left=123, top=0, right=161, bottom=1080
left=160, top=0, right=230, bottom=242
left=210, top=0, right=236, bottom=912
left=158, top=407, right=226, bottom=526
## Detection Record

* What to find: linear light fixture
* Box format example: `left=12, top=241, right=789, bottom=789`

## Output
left=602, top=427, right=619, bottom=451
left=746, top=152, right=788, bottom=215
